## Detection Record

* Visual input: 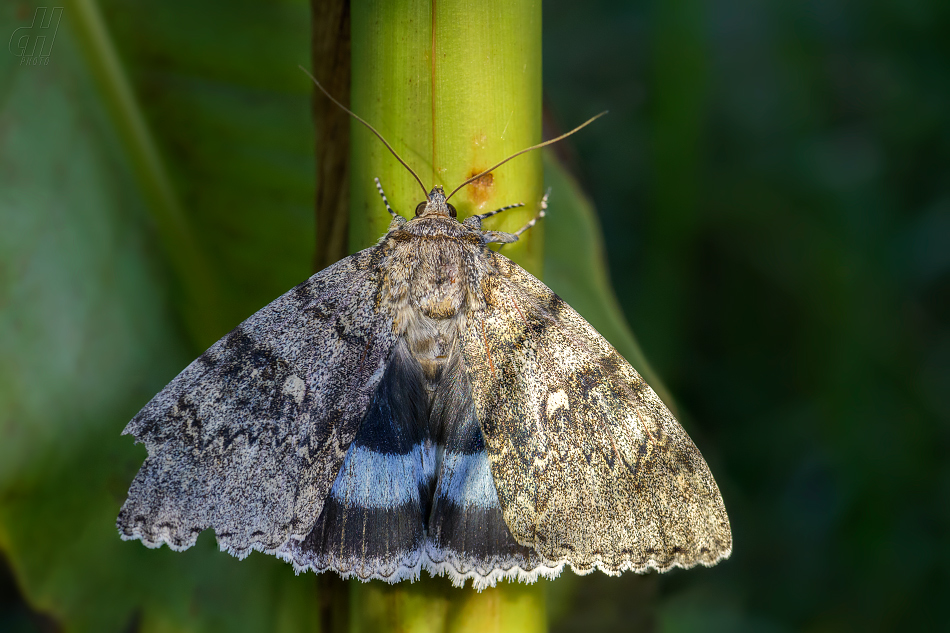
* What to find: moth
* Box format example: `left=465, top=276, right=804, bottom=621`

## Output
left=117, top=70, right=732, bottom=591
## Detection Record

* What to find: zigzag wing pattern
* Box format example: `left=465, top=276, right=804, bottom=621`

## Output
left=117, top=249, right=398, bottom=558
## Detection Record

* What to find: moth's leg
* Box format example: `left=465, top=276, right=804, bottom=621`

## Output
left=471, top=202, right=525, bottom=223
left=481, top=230, right=519, bottom=245
left=464, top=202, right=524, bottom=230
left=513, top=189, right=549, bottom=237
left=375, top=177, right=401, bottom=219
left=481, top=190, right=550, bottom=246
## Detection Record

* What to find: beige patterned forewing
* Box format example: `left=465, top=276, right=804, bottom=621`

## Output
left=461, top=254, right=731, bottom=574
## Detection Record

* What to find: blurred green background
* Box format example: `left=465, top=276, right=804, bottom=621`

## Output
left=1, top=0, right=947, bottom=631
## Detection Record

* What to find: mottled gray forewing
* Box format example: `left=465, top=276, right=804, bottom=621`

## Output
left=461, top=255, right=732, bottom=574
left=117, top=248, right=397, bottom=557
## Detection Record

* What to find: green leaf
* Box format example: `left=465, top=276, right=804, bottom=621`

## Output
left=543, top=152, right=670, bottom=405
left=1, top=1, right=321, bottom=631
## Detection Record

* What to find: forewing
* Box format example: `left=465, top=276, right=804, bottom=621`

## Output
left=462, top=255, right=732, bottom=574
left=117, top=248, right=398, bottom=558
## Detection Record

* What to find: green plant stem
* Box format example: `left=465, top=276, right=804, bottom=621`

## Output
left=346, top=0, right=547, bottom=631
left=350, top=0, right=544, bottom=276
left=351, top=578, right=546, bottom=633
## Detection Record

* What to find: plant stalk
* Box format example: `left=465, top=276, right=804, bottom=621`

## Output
left=349, top=0, right=544, bottom=276
left=344, top=0, right=547, bottom=631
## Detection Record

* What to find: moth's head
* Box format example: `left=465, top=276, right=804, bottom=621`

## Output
left=415, top=185, right=457, bottom=219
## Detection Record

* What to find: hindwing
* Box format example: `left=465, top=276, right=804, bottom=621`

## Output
left=277, top=341, right=435, bottom=582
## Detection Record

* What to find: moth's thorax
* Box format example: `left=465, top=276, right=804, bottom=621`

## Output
left=382, top=216, right=485, bottom=320
left=380, top=213, right=489, bottom=384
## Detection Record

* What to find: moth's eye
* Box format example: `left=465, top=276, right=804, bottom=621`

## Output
left=447, top=204, right=457, bottom=218
left=414, top=202, right=427, bottom=217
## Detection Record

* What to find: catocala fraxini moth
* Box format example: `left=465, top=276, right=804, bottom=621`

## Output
left=117, top=72, right=732, bottom=591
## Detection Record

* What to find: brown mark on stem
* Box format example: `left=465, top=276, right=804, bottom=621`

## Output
left=465, top=170, right=494, bottom=208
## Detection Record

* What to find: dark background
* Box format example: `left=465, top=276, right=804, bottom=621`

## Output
left=2, top=0, right=948, bottom=631
left=544, top=0, right=949, bottom=630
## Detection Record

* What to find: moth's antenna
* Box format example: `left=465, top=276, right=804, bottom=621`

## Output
left=446, top=111, right=608, bottom=201
left=298, top=65, right=429, bottom=197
